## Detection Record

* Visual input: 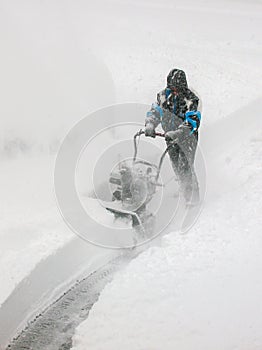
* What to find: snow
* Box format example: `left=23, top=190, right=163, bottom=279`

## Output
left=70, top=0, right=262, bottom=349
left=0, top=155, right=73, bottom=306
left=0, top=0, right=261, bottom=348
left=0, top=0, right=116, bottom=310
left=71, top=129, right=262, bottom=350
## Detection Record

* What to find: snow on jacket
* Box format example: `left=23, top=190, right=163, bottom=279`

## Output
left=145, top=88, right=201, bottom=139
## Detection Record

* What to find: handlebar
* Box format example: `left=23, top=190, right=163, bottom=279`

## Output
left=155, top=132, right=165, bottom=137
left=133, top=129, right=172, bottom=182
left=134, top=129, right=165, bottom=138
left=133, top=129, right=165, bottom=164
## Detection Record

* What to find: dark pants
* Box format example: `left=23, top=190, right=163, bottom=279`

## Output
left=167, top=134, right=199, bottom=203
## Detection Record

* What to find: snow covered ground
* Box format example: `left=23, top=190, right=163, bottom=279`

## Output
left=72, top=123, right=262, bottom=350
left=70, top=0, right=262, bottom=349
left=0, top=0, right=261, bottom=348
left=0, top=0, right=117, bottom=310
left=0, top=155, right=74, bottom=306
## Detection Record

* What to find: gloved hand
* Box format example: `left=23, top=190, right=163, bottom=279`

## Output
left=145, top=123, right=156, bottom=138
left=165, top=130, right=178, bottom=143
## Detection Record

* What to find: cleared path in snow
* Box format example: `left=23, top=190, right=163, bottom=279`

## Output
left=0, top=237, right=119, bottom=349
left=6, top=253, right=133, bottom=350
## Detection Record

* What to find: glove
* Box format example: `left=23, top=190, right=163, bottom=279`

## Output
left=165, top=130, right=178, bottom=143
left=145, top=123, right=156, bottom=138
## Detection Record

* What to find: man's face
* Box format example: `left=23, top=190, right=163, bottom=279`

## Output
left=167, top=86, right=179, bottom=95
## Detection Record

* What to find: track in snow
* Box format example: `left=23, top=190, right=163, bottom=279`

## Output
left=6, top=253, right=134, bottom=350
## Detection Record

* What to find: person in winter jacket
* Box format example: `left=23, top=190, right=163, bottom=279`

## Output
left=145, top=68, right=201, bottom=205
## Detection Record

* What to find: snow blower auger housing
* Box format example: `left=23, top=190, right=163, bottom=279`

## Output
left=101, top=129, right=167, bottom=230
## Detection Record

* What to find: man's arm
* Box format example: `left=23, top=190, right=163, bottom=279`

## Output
left=165, top=89, right=201, bottom=141
left=187, top=89, right=199, bottom=112
left=145, top=100, right=163, bottom=129
left=144, top=93, right=163, bottom=137
left=184, top=89, right=201, bottom=133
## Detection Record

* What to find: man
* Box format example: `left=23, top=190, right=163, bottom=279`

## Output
left=145, top=68, right=201, bottom=205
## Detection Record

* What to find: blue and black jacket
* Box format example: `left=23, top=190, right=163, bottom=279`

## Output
left=145, top=87, right=201, bottom=138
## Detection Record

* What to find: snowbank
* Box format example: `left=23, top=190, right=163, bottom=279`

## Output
left=71, top=127, right=262, bottom=350
left=0, top=155, right=74, bottom=306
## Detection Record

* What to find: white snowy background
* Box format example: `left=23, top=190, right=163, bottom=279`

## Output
left=0, top=0, right=262, bottom=349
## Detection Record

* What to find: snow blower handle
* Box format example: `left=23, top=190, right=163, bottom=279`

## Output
left=133, top=129, right=166, bottom=163
left=155, top=132, right=165, bottom=137
left=134, top=129, right=165, bottom=138
left=133, top=129, right=178, bottom=183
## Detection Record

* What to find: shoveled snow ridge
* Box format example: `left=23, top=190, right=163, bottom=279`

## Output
left=6, top=252, right=135, bottom=350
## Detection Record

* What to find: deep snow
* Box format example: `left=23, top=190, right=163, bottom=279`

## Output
left=70, top=0, right=262, bottom=349
left=71, top=125, right=262, bottom=350
left=0, top=156, right=73, bottom=306
left=0, top=0, right=261, bottom=348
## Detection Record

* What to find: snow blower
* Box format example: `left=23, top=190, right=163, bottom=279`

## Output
left=100, top=129, right=169, bottom=231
